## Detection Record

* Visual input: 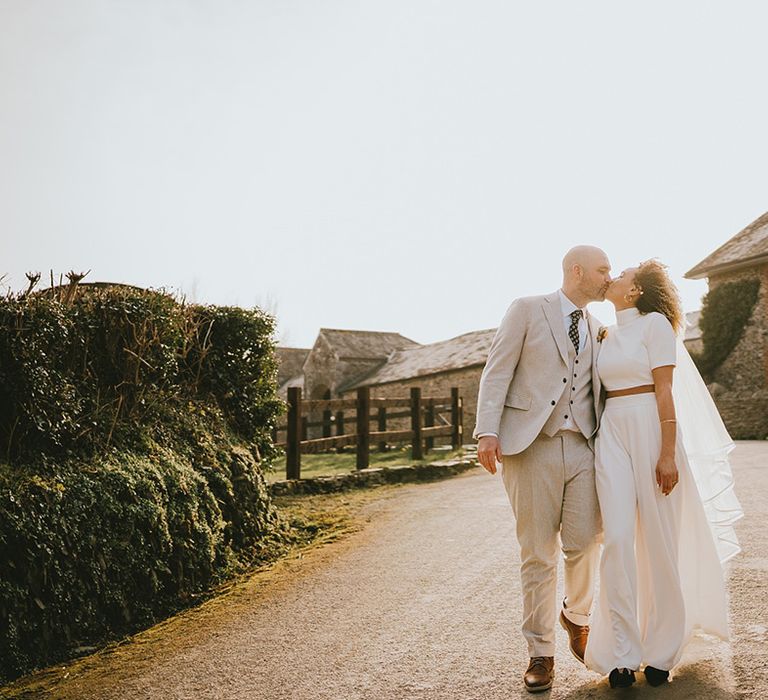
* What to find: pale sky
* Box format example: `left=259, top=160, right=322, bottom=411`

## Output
left=2, top=1, right=766, bottom=348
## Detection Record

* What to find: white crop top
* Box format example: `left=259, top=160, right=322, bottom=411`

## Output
left=597, top=308, right=677, bottom=391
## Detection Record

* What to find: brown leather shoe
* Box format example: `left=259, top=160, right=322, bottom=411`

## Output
left=524, top=656, right=554, bottom=693
left=559, top=610, right=589, bottom=664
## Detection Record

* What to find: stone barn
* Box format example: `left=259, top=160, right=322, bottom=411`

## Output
left=276, top=327, right=496, bottom=444
left=275, top=347, right=310, bottom=398
left=278, top=329, right=418, bottom=437
left=301, top=329, right=419, bottom=402
left=342, top=329, right=497, bottom=443
left=685, top=210, right=768, bottom=439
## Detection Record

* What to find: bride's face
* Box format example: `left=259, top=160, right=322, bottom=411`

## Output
left=606, top=267, right=640, bottom=305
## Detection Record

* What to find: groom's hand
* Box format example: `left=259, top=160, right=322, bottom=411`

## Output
left=477, top=436, right=503, bottom=474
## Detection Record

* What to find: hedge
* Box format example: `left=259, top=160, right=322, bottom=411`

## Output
left=0, top=284, right=287, bottom=682
left=695, top=277, right=761, bottom=380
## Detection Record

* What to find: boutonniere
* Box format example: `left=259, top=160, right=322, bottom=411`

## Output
left=597, top=326, right=608, bottom=343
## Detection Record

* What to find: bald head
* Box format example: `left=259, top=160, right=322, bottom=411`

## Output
left=561, top=245, right=612, bottom=305
left=562, top=245, right=609, bottom=277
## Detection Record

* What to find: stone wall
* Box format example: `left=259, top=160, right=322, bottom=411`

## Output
left=302, top=334, right=387, bottom=401
left=302, top=333, right=337, bottom=401
left=706, top=264, right=768, bottom=439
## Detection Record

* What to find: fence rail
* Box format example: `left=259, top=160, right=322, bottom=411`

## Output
left=274, top=386, right=464, bottom=479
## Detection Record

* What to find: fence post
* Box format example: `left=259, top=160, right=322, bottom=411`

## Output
left=301, top=416, right=308, bottom=442
left=377, top=406, right=387, bottom=452
left=286, top=387, right=302, bottom=479
left=451, top=387, right=463, bottom=450
left=322, top=406, right=332, bottom=438
left=424, top=401, right=434, bottom=453
left=335, top=410, right=345, bottom=453
left=411, top=387, right=423, bottom=460
left=356, top=387, right=370, bottom=470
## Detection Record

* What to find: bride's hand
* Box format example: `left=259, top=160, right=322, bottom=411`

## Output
left=655, top=455, right=678, bottom=495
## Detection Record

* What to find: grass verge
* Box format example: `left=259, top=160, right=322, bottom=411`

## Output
left=266, top=446, right=466, bottom=482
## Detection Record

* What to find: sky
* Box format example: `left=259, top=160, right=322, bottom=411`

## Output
left=1, top=1, right=767, bottom=348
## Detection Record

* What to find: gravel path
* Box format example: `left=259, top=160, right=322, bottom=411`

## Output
left=5, top=442, right=767, bottom=700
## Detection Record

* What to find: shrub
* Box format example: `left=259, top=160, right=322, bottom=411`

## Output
left=696, top=278, right=761, bottom=380
left=0, top=284, right=288, bottom=682
left=187, top=304, right=283, bottom=458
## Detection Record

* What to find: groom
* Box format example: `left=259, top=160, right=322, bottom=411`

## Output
left=474, top=246, right=611, bottom=693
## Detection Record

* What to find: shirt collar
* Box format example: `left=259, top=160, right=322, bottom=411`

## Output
left=558, top=289, right=587, bottom=318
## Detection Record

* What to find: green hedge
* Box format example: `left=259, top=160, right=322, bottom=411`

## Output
left=695, top=278, right=761, bottom=380
left=0, top=285, right=287, bottom=682
left=0, top=287, right=283, bottom=462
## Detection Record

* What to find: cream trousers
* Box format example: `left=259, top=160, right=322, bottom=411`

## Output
left=585, top=393, right=686, bottom=674
left=502, top=431, right=601, bottom=657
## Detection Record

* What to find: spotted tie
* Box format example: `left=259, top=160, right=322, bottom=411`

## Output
left=569, top=309, right=583, bottom=353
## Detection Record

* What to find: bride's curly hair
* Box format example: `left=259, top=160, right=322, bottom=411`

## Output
left=634, top=259, right=683, bottom=333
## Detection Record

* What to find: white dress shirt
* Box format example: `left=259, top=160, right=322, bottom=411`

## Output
left=557, top=289, right=588, bottom=353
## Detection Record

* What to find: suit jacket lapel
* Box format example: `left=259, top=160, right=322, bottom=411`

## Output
left=586, top=312, right=600, bottom=355
left=586, top=312, right=603, bottom=411
left=542, top=292, right=569, bottom=366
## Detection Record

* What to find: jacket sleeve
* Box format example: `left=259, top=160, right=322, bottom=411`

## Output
left=473, top=298, right=528, bottom=438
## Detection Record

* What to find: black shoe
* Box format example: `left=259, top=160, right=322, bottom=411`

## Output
left=608, top=668, right=636, bottom=689
left=644, top=666, right=669, bottom=686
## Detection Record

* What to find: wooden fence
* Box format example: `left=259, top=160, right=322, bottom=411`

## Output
left=274, top=386, right=463, bottom=479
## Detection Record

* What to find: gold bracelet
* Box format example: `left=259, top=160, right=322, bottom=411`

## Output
left=660, top=419, right=677, bottom=424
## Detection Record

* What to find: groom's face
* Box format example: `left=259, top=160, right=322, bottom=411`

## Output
left=578, top=254, right=612, bottom=302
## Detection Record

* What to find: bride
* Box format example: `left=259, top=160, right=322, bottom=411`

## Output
left=584, top=259, right=743, bottom=688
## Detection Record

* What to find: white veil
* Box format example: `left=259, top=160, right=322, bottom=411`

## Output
left=673, top=335, right=744, bottom=563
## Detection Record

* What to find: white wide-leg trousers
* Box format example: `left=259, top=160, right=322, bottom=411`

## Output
left=502, top=431, right=601, bottom=657
left=585, top=393, right=689, bottom=674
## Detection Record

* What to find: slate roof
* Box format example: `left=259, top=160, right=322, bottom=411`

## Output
left=277, top=373, right=305, bottom=398
left=319, top=328, right=419, bottom=359
left=348, top=328, right=497, bottom=388
left=686, top=210, right=768, bottom=279
left=275, top=347, right=310, bottom=387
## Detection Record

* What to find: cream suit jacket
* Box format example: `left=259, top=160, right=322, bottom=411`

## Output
left=473, top=291, right=604, bottom=456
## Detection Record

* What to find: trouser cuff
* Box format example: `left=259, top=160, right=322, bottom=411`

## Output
left=562, top=607, right=590, bottom=627
left=528, top=642, right=556, bottom=657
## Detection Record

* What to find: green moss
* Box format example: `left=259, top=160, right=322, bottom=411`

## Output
left=0, top=440, right=291, bottom=683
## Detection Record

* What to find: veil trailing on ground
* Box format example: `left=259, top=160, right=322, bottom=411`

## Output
left=672, top=335, right=744, bottom=563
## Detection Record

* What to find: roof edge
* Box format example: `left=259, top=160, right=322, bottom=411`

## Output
left=343, top=361, right=488, bottom=391
left=685, top=252, right=768, bottom=280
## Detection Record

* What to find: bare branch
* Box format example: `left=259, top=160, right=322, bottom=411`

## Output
left=24, top=271, right=41, bottom=296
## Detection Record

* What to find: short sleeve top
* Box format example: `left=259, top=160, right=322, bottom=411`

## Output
left=596, top=308, right=677, bottom=391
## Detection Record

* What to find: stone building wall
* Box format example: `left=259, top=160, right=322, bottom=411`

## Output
left=300, top=335, right=340, bottom=439
left=341, top=366, right=484, bottom=447
left=707, top=263, right=768, bottom=438
left=302, top=334, right=337, bottom=401
left=302, top=335, right=390, bottom=402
